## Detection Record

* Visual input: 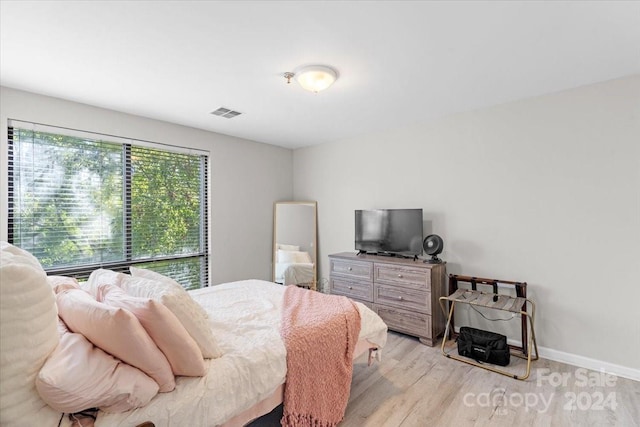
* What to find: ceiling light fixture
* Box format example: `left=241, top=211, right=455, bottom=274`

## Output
left=284, top=65, right=338, bottom=93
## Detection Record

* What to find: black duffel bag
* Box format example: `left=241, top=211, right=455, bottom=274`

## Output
left=457, top=326, right=510, bottom=366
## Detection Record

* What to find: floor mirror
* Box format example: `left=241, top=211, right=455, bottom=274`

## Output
left=272, top=201, right=317, bottom=290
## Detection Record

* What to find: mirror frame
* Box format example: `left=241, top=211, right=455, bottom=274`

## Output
left=272, top=201, right=317, bottom=290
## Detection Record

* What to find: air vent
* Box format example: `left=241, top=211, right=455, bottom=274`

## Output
left=210, top=107, right=242, bottom=119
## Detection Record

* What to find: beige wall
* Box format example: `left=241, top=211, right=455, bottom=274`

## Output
left=293, top=75, right=640, bottom=374
left=0, top=86, right=293, bottom=285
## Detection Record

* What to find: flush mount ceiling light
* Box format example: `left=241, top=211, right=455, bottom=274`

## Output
left=284, top=65, right=338, bottom=93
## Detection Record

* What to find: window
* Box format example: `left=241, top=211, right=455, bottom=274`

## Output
left=7, top=121, right=209, bottom=290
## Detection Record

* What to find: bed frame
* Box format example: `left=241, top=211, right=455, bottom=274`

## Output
left=221, top=340, right=379, bottom=427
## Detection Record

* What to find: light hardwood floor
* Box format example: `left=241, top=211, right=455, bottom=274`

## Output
left=343, top=332, right=640, bottom=427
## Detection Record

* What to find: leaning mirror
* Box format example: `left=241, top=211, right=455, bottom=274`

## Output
left=273, top=201, right=317, bottom=290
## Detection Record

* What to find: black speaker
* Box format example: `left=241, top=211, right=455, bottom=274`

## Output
left=423, top=234, right=444, bottom=264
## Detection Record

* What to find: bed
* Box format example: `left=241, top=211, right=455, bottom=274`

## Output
left=273, top=244, right=315, bottom=287
left=274, top=262, right=314, bottom=287
left=0, top=242, right=387, bottom=427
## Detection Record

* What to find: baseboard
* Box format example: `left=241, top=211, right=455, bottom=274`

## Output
left=537, top=345, right=640, bottom=383
left=456, top=328, right=640, bottom=382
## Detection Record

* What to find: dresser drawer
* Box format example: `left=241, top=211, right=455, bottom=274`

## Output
left=330, top=259, right=373, bottom=281
left=330, top=278, right=373, bottom=302
left=374, top=264, right=431, bottom=291
left=374, top=284, right=431, bottom=314
left=374, top=304, right=432, bottom=339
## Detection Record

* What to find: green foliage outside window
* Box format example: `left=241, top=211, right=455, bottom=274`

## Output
left=9, top=126, right=208, bottom=290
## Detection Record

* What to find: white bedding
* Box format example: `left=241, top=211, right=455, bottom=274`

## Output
left=94, top=280, right=387, bottom=427
left=275, top=262, right=314, bottom=286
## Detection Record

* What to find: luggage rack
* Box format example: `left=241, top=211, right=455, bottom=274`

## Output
left=439, top=274, right=539, bottom=380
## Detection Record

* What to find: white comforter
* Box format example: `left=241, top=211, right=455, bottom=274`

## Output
left=275, top=262, right=314, bottom=286
left=94, top=280, right=387, bottom=427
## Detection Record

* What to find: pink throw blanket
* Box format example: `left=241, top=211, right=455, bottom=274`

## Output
left=280, top=286, right=361, bottom=427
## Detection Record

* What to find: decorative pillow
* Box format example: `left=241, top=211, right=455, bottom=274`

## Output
left=56, top=289, right=176, bottom=392
left=36, top=318, right=159, bottom=413
left=98, top=284, right=206, bottom=376
left=128, top=267, right=222, bottom=359
left=276, top=244, right=300, bottom=261
left=0, top=242, right=60, bottom=425
left=278, top=250, right=313, bottom=264
left=47, top=275, right=80, bottom=294
left=83, top=268, right=128, bottom=298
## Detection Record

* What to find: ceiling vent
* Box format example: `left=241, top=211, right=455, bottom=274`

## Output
left=210, top=107, right=242, bottom=119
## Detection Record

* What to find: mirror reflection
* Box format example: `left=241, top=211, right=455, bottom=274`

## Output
left=273, top=201, right=317, bottom=290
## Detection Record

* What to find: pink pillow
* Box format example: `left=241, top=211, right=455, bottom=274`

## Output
left=84, top=268, right=128, bottom=298
left=36, top=319, right=159, bottom=413
left=98, top=284, right=206, bottom=377
left=128, top=267, right=222, bottom=359
left=47, top=275, right=80, bottom=294
left=56, top=289, right=175, bottom=392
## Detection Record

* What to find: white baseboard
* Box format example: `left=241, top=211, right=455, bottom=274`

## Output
left=537, top=345, right=640, bottom=383
left=457, top=328, right=640, bottom=382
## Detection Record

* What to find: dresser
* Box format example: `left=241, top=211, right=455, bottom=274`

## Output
left=328, top=252, right=446, bottom=346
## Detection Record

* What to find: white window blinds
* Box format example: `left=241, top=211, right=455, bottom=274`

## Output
left=7, top=120, right=209, bottom=290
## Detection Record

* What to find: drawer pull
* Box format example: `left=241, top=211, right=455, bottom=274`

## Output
left=348, top=286, right=353, bottom=290
left=348, top=267, right=352, bottom=271
left=397, top=274, right=403, bottom=278
left=397, top=296, right=404, bottom=301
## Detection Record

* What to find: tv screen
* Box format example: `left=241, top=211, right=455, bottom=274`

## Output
left=355, top=209, right=423, bottom=256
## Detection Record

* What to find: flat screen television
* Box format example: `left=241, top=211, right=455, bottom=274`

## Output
left=355, top=208, right=423, bottom=257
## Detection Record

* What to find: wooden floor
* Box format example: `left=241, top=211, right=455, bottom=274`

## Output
left=342, top=332, right=640, bottom=427
left=250, top=331, right=639, bottom=426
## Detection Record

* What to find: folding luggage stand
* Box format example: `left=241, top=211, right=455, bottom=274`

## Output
left=439, top=274, right=539, bottom=380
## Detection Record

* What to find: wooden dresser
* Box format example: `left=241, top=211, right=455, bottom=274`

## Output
left=328, top=252, right=446, bottom=346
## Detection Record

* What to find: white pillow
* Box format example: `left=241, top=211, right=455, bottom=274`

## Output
left=0, top=242, right=60, bottom=425
left=276, top=244, right=300, bottom=262
left=278, top=250, right=312, bottom=264
left=127, top=268, right=222, bottom=359
left=277, top=243, right=300, bottom=251
left=84, top=268, right=129, bottom=298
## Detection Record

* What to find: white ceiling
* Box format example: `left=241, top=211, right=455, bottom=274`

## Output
left=1, top=1, right=639, bottom=149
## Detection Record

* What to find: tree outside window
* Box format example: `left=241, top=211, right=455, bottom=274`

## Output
left=8, top=124, right=209, bottom=290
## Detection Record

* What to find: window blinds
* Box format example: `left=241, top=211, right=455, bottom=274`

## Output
left=7, top=120, right=209, bottom=290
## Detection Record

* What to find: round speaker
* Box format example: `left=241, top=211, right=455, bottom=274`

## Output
left=423, top=234, right=444, bottom=264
